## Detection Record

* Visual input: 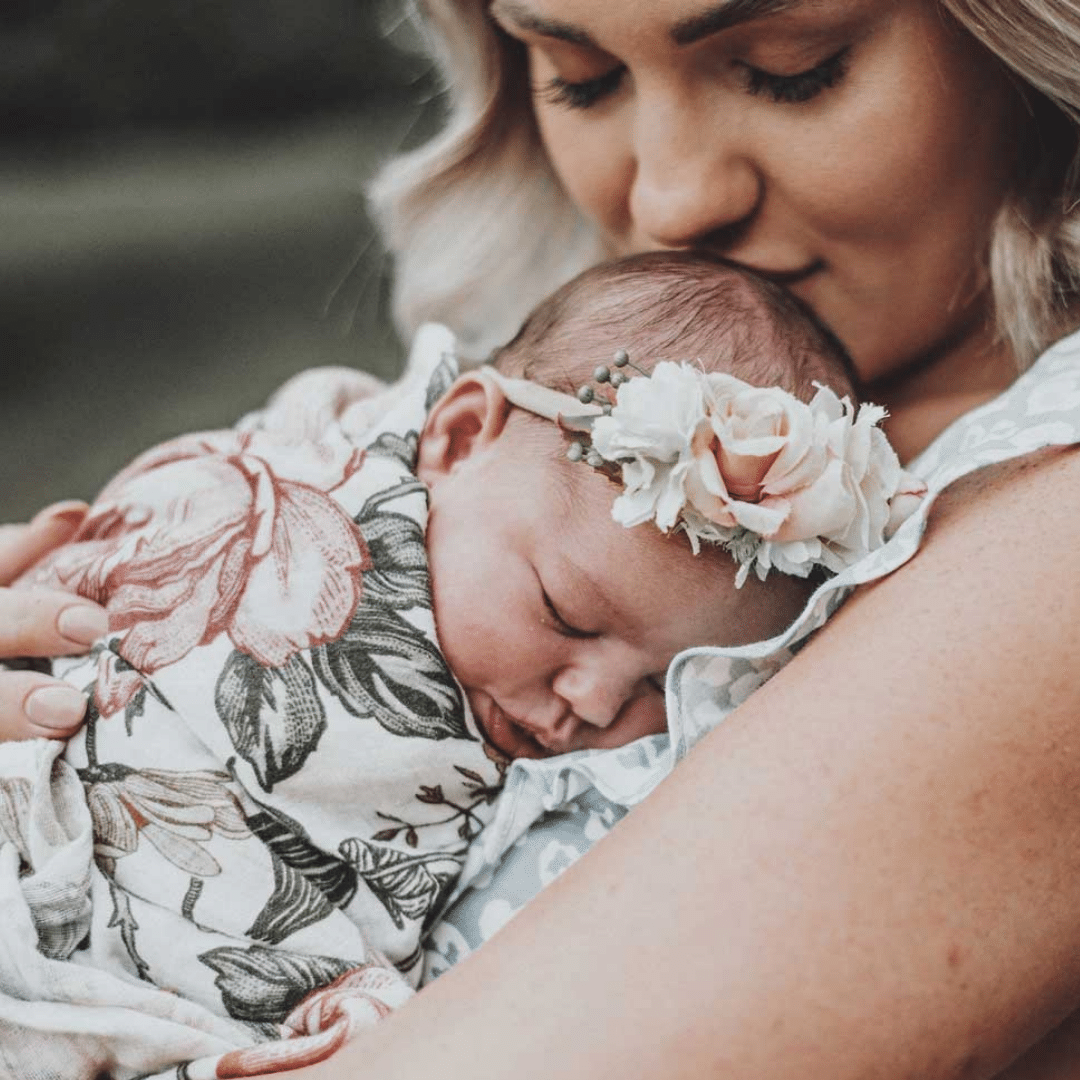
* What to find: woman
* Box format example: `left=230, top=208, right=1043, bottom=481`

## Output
left=7, top=0, right=1080, bottom=1076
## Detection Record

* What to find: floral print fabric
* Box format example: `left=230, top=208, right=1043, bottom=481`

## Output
left=45, top=425, right=372, bottom=712
left=6, top=321, right=1080, bottom=1076
left=0, top=326, right=504, bottom=1079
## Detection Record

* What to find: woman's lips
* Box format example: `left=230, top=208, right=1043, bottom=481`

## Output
left=742, top=259, right=825, bottom=287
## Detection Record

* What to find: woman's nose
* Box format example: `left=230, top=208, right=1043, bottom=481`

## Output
left=627, top=94, right=760, bottom=250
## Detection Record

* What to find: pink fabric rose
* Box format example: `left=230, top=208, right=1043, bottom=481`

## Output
left=26, top=427, right=370, bottom=713
left=684, top=375, right=829, bottom=540
left=590, top=362, right=926, bottom=582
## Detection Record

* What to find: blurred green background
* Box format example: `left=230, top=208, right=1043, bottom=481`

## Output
left=0, top=0, right=436, bottom=520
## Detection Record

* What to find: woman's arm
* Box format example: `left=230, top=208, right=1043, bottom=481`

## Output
left=284, top=444, right=1080, bottom=1080
left=0, top=501, right=107, bottom=736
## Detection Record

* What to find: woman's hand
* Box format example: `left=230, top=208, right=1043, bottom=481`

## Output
left=0, top=501, right=108, bottom=740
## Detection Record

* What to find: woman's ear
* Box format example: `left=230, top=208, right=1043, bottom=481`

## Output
left=416, top=373, right=512, bottom=485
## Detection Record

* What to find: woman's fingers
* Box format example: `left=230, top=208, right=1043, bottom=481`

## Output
left=0, top=669, right=88, bottom=741
left=0, top=498, right=107, bottom=666
left=0, top=500, right=89, bottom=584
left=0, top=502, right=99, bottom=740
left=0, top=587, right=109, bottom=658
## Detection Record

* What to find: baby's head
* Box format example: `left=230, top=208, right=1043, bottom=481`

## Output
left=491, top=250, right=853, bottom=404
left=416, top=252, right=858, bottom=761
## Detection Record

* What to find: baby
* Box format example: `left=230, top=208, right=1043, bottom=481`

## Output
left=0, top=251, right=919, bottom=1078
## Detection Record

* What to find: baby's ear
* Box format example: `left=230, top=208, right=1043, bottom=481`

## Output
left=416, top=373, right=512, bottom=484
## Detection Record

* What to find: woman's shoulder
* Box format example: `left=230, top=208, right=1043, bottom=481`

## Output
left=900, top=325, right=1080, bottom=545
left=667, top=325, right=1080, bottom=756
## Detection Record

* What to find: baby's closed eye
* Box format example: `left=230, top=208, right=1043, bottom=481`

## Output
left=539, top=581, right=597, bottom=640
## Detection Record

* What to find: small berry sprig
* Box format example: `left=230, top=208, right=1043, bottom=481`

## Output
left=566, top=348, right=648, bottom=467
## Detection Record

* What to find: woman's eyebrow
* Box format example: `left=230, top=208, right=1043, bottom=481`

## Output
left=671, top=0, right=802, bottom=45
left=487, top=1, right=597, bottom=47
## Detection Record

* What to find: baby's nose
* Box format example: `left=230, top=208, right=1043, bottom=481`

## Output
left=551, top=664, right=636, bottom=730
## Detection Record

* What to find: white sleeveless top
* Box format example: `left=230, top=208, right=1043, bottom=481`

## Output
left=424, top=325, right=1080, bottom=980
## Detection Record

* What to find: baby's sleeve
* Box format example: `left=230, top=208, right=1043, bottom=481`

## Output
left=237, top=365, right=389, bottom=443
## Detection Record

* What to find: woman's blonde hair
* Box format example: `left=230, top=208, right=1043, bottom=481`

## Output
left=369, top=0, right=1080, bottom=366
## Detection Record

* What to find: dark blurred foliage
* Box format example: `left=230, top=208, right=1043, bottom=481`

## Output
left=0, top=1, right=441, bottom=519
left=0, top=0, right=428, bottom=141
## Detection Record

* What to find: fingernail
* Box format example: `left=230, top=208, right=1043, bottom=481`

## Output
left=25, top=685, right=88, bottom=730
left=32, top=500, right=89, bottom=530
left=57, top=604, right=109, bottom=646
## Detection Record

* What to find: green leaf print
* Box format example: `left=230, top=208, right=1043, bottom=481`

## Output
left=215, top=652, right=327, bottom=792
left=247, top=854, right=336, bottom=946
left=199, top=945, right=354, bottom=1023
left=339, top=838, right=461, bottom=931
left=311, top=606, right=467, bottom=741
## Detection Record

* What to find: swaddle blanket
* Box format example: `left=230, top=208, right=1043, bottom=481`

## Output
left=1, top=330, right=504, bottom=1079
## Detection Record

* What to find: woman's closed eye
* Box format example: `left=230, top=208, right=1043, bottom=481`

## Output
left=540, top=46, right=851, bottom=113
left=741, top=46, right=851, bottom=105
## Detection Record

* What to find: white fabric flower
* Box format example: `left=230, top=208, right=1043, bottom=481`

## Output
left=590, top=362, right=709, bottom=534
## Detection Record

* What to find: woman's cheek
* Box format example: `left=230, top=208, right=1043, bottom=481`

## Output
left=805, top=19, right=1015, bottom=246
left=535, top=103, right=636, bottom=245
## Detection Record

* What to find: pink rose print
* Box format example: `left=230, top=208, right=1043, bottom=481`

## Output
left=86, top=765, right=250, bottom=877
left=209, top=965, right=412, bottom=1079
left=28, top=428, right=370, bottom=715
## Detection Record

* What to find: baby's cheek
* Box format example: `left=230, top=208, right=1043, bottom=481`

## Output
left=726, top=573, right=814, bottom=646
left=433, top=609, right=485, bottom=688
left=606, top=692, right=669, bottom=748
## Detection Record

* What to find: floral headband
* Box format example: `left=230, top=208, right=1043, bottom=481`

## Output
left=480, top=352, right=926, bottom=586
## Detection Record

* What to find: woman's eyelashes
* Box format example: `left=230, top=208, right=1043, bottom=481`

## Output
left=537, top=45, right=852, bottom=112
left=540, top=65, right=625, bottom=110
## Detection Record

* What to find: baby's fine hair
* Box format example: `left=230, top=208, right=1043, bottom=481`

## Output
left=491, top=251, right=856, bottom=404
